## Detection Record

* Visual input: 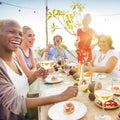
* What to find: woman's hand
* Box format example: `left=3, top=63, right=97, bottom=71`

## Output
left=47, top=43, right=53, bottom=50
left=37, top=67, right=49, bottom=80
left=84, top=62, right=93, bottom=72
left=60, top=83, right=78, bottom=100
left=28, top=67, right=48, bottom=84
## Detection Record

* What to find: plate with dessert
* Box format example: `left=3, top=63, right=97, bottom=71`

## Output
left=48, top=100, right=87, bottom=120
left=84, top=71, right=93, bottom=77
left=107, top=85, right=120, bottom=95
left=45, top=73, right=63, bottom=83
left=95, top=97, right=120, bottom=109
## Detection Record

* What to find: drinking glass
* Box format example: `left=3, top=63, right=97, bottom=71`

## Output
left=94, top=89, right=113, bottom=120
left=40, top=54, right=56, bottom=69
left=111, top=78, right=120, bottom=96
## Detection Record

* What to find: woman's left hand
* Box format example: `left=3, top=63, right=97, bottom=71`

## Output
left=28, top=67, right=49, bottom=84
left=35, top=67, right=49, bottom=80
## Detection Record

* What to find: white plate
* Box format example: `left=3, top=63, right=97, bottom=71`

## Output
left=68, top=62, right=78, bottom=67
left=48, top=100, right=87, bottom=120
left=97, top=74, right=106, bottom=79
left=45, top=73, right=63, bottom=83
left=42, top=86, right=68, bottom=97
left=107, top=85, right=120, bottom=95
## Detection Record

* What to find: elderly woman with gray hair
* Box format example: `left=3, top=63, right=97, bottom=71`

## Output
left=0, top=19, right=78, bottom=120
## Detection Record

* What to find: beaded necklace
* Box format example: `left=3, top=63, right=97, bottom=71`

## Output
left=98, top=53, right=106, bottom=63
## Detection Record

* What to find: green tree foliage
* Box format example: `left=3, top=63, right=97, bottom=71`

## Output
left=48, top=0, right=86, bottom=36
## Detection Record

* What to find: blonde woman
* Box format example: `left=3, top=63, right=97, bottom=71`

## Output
left=75, top=13, right=98, bottom=63
left=85, top=34, right=120, bottom=77
left=15, top=26, right=37, bottom=78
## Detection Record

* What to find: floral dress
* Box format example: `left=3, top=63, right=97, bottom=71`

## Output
left=77, top=28, right=92, bottom=63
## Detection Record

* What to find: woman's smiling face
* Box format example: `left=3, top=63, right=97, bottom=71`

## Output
left=0, top=20, right=22, bottom=52
left=22, top=28, right=35, bottom=48
left=99, top=36, right=108, bottom=48
left=53, top=35, right=62, bottom=46
left=98, top=34, right=113, bottom=52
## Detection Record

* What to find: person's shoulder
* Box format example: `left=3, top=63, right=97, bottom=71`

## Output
left=77, top=28, right=82, bottom=30
left=108, top=49, right=119, bottom=58
left=77, top=28, right=82, bottom=32
left=88, top=28, right=98, bottom=37
left=109, top=49, right=117, bottom=53
left=29, top=48, right=36, bottom=57
left=0, top=58, right=7, bottom=72
left=62, top=48, right=67, bottom=52
left=93, top=49, right=100, bottom=54
left=29, top=47, right=34, bottom=53
left=15, top=47, right=23, bottom=54
left=49, top=45, right=55, bottom=50
left=48, top=45, right=55, bottom=53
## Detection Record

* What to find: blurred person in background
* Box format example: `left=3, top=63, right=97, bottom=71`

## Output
left=40, top=35, right=68, bottom=61
left=75, top=13, right=98, bottom=63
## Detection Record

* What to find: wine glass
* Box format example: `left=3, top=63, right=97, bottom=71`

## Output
left=40, top=54, right=56, bottom=69
left=94, top=89, right=113, bottom=120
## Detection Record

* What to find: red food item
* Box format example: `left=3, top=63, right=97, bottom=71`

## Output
left=105, top=99, right=118, bottom=107
left=97, top=99, right=119, bottom=108
left=64, top=102, right=75, bottom=114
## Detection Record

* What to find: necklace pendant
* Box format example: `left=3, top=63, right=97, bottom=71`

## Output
left=98, top=54, right=106, bottom=63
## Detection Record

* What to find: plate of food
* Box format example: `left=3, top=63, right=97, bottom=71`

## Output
left=42, top=86, right=68, bottom=97
left=48, top=100, right=87, bottom=120
left=68, top=62, right=78, bottom=67
left=95, top=97, right=120, bottom=109
left=84, top=71, right=93, bottom=77
left=107, top=85, right=120, bottom=95
left=97, top=74, right=106, bottom=79
left=45, top=73, right=63, bottom=83
left=45, top=75, right=63, bottom=83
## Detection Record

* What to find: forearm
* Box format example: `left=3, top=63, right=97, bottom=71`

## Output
left=28, top=67, right=49, bottom=85
left=26, top=94, right=63, bottom=108
left=40, top=48, right=49, bottom=57
left=26, top=85, right=78, bottom=108
left=28, top=73, right=37, bottom=85
left=91, top=66, right=112, bottom=73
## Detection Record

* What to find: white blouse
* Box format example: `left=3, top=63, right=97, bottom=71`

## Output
left=2, top=59, right=29, bottom=97
left=93, top=49, right=120, bottom=77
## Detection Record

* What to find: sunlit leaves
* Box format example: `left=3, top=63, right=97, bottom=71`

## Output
left=47, top=0, right=85, bottom=36
left=61, top=44, right=68, bottom=50
left=51, top=22, right=57, bottom=33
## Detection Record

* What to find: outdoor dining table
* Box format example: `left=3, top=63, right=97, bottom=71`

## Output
left=37, top=71, right=120, bottom=120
